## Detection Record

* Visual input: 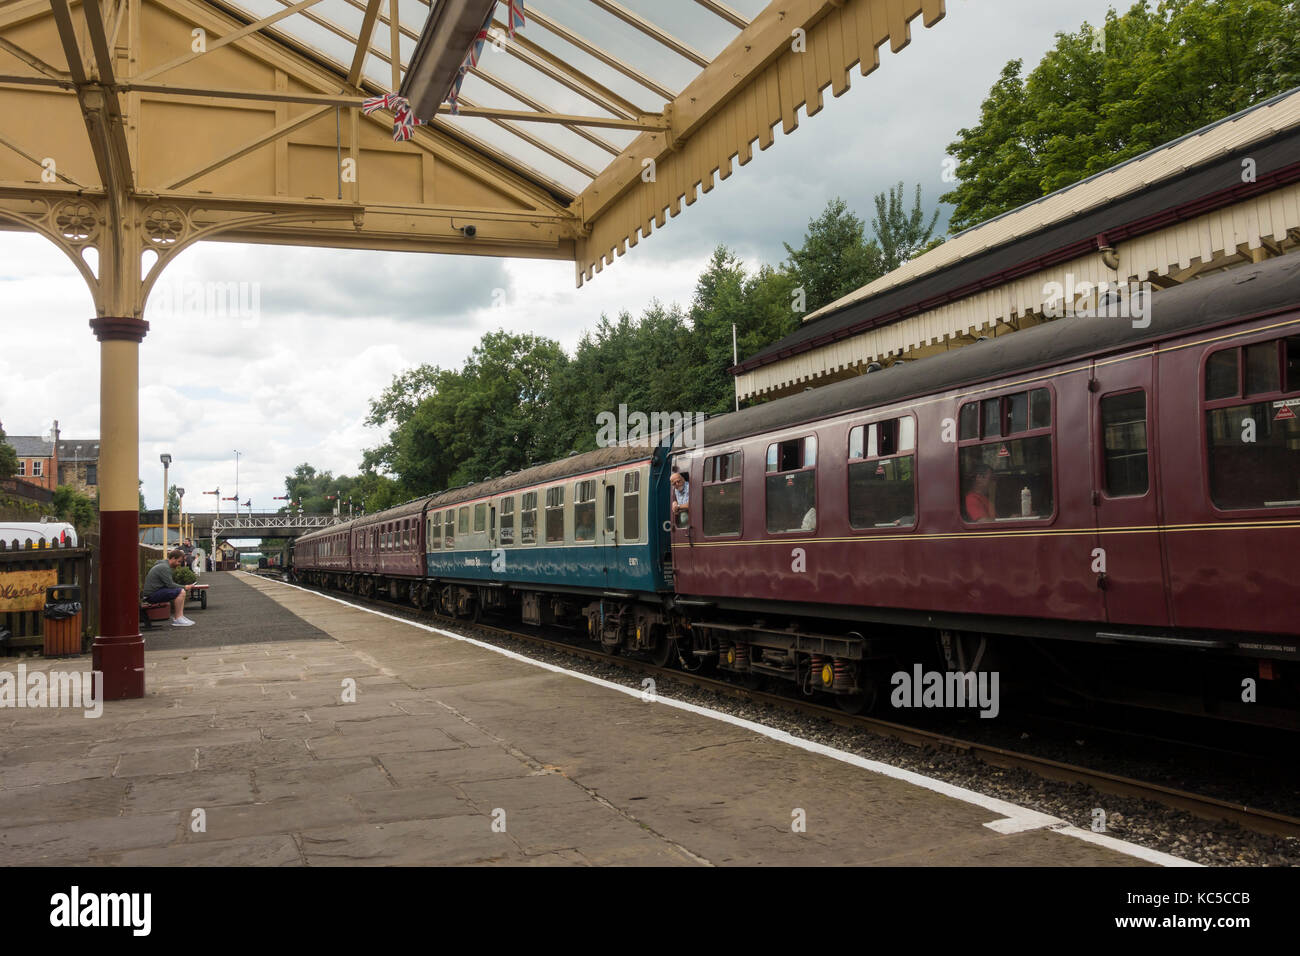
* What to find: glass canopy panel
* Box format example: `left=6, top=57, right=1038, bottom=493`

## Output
left=213, top=0, right=759, bottom=197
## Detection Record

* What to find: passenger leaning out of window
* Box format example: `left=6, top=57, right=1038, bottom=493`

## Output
left=670, top=469, right=689, bottom=526
left=964, top=463, right=996, bottom=522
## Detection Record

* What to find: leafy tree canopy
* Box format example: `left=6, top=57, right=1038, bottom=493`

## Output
left=942, top=0, right=1300, bottom=231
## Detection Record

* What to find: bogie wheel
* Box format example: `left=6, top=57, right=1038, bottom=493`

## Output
left=649, top=637, right=675, bottom=668
left=835, top=667, right=883, bottom=715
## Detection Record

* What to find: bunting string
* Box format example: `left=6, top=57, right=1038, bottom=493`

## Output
left=366, top=1, right=526, bottom=139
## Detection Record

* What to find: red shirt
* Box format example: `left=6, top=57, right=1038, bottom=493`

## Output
left=965, top=491, right=994, bottom=522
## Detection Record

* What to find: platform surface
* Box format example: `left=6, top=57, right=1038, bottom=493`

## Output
left=0, top=572, right=1161, bottom=866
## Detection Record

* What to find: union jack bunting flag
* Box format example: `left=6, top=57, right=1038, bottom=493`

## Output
left=507, top=0, right=525, bottom=37
left=467, top=8, right=494, bottom=69
left=361, top=92, right=424, bottom=142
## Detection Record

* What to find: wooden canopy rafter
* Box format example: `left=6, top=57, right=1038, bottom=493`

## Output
left=0, top=0, right=949, bottom=289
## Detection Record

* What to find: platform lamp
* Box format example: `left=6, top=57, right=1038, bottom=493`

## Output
left=160, top=453, right=172, bottom=553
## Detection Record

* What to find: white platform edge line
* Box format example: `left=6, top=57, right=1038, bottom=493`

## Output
left=257, top=575, right=1198, bottom=867
left=1051, top=825, right=1200, bottom=868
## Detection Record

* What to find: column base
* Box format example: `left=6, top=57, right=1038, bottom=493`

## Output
left=92, top=634, right=145, bottom=700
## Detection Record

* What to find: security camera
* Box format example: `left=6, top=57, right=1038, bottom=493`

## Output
left=459, top=224, right=477, bottom=238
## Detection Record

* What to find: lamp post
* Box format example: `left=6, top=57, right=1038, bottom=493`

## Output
left=159, top=453, right=172, bottom=553
left=203, top=487, right=219, bottom=562
left=176, top=487, right=185, bottom=553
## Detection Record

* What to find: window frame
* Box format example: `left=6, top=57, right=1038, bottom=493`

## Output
left=520, top=491, right=538, bottom=545
left=846, top=414, right=918, bottom=531
left=763, top=434, right=818, bottom=536
left=702, top=449, right=744, bottom=538
left=621, top=470, right=640, bottom=543
left=573, top=479, right=596, bottom=543
left=1202, top=334, right=1300, bottom=514
left=1098, top=388, right=1150, bottom=500
left=956, top=385, right=1058, bottom=525
left=499, top=496, right=515, bottom=545
left=544, top=485, right=566, bottom=544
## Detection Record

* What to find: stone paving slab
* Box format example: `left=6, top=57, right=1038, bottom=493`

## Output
left=0, top=571, right=1163, bottom=866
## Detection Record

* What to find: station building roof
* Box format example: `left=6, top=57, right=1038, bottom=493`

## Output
left=733, top=86, right=1300, bottom=402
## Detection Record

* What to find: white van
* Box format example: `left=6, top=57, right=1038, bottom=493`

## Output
left=0, top=520, right=79, bottom=549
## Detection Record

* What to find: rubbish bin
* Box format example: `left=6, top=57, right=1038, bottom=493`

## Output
left=42, top=585, right=83, bottom=657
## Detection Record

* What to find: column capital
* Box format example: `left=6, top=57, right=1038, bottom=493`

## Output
left=90, top=316, right=149, bottom=342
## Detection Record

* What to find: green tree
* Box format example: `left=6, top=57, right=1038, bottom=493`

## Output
left=0, top=425, right=17, bottom=480
left=873, top=182, right=941, bottom=272
left=52, top=484, right=97, bottom=531
left=943, top=0, right=1300, bottom=231
left=782, top=198, right=884, bottom=313
left=367, top=331, right=569, bottom=493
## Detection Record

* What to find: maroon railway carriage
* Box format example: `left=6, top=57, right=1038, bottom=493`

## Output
left=294, top=520, right=355, bottom=579
left=670, top=254, right=1300, bottom=725
left=297, top=498, right=428, bottom=600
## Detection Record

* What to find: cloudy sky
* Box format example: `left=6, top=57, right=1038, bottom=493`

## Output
left=0, top=0, right=1117, bottom=512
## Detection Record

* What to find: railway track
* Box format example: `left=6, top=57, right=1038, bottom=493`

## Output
left=280, top=574, right=1300, bottom=842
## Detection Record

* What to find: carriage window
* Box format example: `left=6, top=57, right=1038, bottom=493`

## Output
left=848, top=417, right=917, bottom=528
left=622, top=472, right=640, bottom=541
left=1101, top=391, right=1149, bottom=497
left=981, top=398, right=1001, bottom=438
left=521, top=492, right=538, bottom=544
left=959, top=403, right=978, bottom=441
left=456, top=507, right=468, bottom=535
left=473, top=504, right=486, bottom=533
left=1206, top=334, right=1300, bottom=510
left=1206, top=349, right=1239, bottom=400
left=404, top=525, right=411, bottom=549
left=500, top=497, right=515, bottom=545
left=545, top=486, right=565, bottom=543
left=959, top=389, right=1054, bottom=521
left=765, top=436, right=816, bottom=533
left=703, top=451, right=743, bottom=536
left=444, top=509, right=454, bottom=549
left=1245, top=342, right=1281, bottom=396
left=429, top=516, right=441, bottom=550
left=574, top=480, right=596, bottom=542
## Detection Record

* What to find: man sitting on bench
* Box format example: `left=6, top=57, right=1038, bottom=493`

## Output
left=145, top=549, right=196, bottom=627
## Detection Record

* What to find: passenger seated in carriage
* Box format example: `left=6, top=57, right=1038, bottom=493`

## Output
left=963, top=463, right=996, bottom=522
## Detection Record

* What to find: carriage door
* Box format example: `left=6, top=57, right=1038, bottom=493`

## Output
left=1090, top=352, right=1170, bottom=627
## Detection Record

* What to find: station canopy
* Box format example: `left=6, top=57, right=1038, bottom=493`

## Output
left=0, top=0, right=947, bottom=295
